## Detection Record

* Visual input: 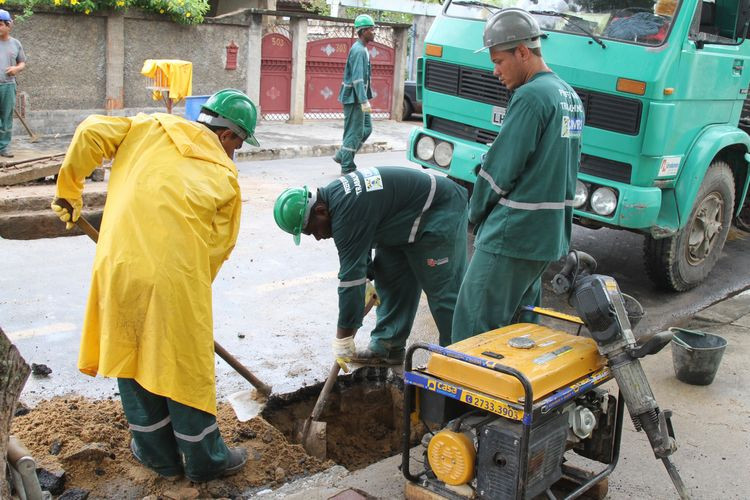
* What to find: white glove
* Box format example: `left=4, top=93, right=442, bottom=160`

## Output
left=332, top=336, right=356, bottom=372
left=361, top=101, right=372, bottom=113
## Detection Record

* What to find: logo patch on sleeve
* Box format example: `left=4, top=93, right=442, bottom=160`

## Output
left=361, top=167, right=383, bottom=192
left=561, top=116, right=583, bottom=138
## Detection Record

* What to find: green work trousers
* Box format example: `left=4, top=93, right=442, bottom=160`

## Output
left=451, top=250, right=549, bottom=343
left=0, top=83, right=16, bottom=152
left=336, top=103, right=372, bottom=172
left=118, top=378, right=230, bottom=481
left=368, top=217, right=468, bottom=356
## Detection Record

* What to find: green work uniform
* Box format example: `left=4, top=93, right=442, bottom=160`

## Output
left=452, top=72, right=584, bottom=342
left=118, top=378, right=230, bottom=481
left=321, top=166, right=468, bottom=356
left=0, top=37, right=26, bottom=153
left=335, top=40, right=373, bottom=173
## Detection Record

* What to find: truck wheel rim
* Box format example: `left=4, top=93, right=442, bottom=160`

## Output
left=687, top=192, right=723, bottom=266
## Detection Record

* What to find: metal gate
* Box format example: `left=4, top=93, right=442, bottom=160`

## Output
left=260, top=33, right=292, bottom=121
left=305, top=38, right=394, bottom=119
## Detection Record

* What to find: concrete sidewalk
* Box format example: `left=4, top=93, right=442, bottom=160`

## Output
left=261, top=290, right=750, bottom=499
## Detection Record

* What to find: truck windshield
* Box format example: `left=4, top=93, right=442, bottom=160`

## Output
left=445, top=0, right=681, bottom=46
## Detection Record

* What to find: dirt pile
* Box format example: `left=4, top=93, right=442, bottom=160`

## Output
left=11, top=397, right=332, bottom=498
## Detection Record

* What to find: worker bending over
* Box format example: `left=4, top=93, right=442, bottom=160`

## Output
left=452, top=9, right=584, bottom=342
left=275, top=167, right=468, bottom=365
left=51, top=89, right=260, bottom=482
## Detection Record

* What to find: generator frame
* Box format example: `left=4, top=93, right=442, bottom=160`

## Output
left=401, top=342, right=626, bottom=500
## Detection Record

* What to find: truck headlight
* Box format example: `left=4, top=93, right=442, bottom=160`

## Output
left=590, top=187, right=617, bottom=216
left=573, top=180, right=588, bottom=208
left=434, top=141, right=453, bottom=167
left=416, top=136, right=436, bottom=161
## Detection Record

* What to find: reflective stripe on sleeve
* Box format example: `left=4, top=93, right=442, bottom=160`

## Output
left=498, top=198, right=576, bottom=210
left=129, top=416, right=171, bottom=433
left=408, top=172, right=437, bottom=243
left=339, top=277, right=367, bottom=288
left=173, top=422, right=219, bottom=443
left=477, top=168, right=508, bottom=196
left=341, top=146, right=357, bottom=152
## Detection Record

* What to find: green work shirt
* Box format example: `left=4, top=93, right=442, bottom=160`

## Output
left=471, top=71, right=584, bottom=261
left=320, top=166, right=467, bottom=329
left=338, top=40, right=373, bottom=105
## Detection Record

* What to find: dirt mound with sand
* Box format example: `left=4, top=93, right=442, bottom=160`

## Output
left=11, top=397, right=332, bottom=498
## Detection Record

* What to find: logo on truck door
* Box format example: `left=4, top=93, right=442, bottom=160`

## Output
left=492, top=106, right=506, bottom=126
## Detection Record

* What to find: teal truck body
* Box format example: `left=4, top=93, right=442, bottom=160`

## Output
left=408, top=0, right=750, bottom=290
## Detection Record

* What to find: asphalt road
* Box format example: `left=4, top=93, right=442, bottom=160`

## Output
left=2, top=150, right=749, bottom=406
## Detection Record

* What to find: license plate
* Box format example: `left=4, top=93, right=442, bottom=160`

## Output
left=491, top=106, right=506, bottom=126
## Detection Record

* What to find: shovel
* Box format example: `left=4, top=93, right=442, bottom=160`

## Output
left=54, top=198, right=272, bottom=420
left=298, top=293, right=378, bottom=460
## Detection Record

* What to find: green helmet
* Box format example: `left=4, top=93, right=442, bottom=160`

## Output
left=354, top=14, right=375, bottom=32
left=274, top=186, right=315, bottom=245
left=199, top=89, right=260, bottom=146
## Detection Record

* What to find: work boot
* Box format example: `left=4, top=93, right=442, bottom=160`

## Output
left=350, top=347, right=404, bottom=365
left=130, top=439, right=182, bottom=480
left=0, top=149, right=13, bottom=158
left=333, top=152, right=342, bottom=165
left=220, top=446, right=248, bottom=478
left=340, top=167, right=357, bottom=176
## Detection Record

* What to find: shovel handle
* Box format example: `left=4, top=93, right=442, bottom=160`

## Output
left=54, top=198, right=99, bottom=243
left=215, top=341, right=273, bottom=397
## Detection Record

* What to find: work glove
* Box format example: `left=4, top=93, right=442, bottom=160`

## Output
left=361, top=101, right=372, bottom=113
left=332, top=336, right=356, bottom=373
left=365, top=281, right=381, bottom=308
left=51, top=198, right=82, bottom=230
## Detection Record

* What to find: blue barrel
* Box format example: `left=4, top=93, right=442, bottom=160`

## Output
left=184, top=95, right=210, bottom=121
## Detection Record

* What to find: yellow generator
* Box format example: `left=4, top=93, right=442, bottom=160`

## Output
left=401, top=251, right=689, bottom=500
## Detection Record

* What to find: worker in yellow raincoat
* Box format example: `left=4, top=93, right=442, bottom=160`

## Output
left=51, top=89, right=260, bottom=482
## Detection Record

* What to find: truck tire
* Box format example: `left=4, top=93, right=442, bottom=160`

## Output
left=643, top=161, right=735, bottom=291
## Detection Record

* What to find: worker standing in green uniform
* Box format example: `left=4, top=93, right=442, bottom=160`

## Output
left=274, top=167, right=468, bottom=365
left=451, top=8, right=584, bottom=342
left=333, top=14, right=375, bottom=175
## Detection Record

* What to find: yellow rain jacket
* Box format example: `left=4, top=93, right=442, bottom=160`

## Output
left=56, top=113, right=241, bottom=415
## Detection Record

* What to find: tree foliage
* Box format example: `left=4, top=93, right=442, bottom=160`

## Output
left=302, top=0, right=443, bottom=23
left=3, top=0, right=210, bottom=25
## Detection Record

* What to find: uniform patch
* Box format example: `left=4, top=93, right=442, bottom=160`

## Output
left=361, top=167, right=384, bottom=192
left=426, top=257, right=449, bottom=267
left=561, top=115, right=583, bottom=138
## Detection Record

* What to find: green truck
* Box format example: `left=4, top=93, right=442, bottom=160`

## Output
left=408, top=0, right=750, bottom=291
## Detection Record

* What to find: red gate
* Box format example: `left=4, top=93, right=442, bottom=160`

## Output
left=260, top=33, right=292, bottom=119
left=305, top=38, right=394, bottom=117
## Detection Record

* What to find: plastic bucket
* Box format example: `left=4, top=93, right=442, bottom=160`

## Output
left=184, top=95, right=210, bottom=121
left=671, top=329, right=727, bottom=386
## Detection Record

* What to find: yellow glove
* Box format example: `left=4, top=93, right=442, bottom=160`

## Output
left=332, top=336, right=356, bottom=373
left=51, top=198, right=82, bottom=230
left=361, top=101, right=372, bottom=113
left=365, top=281, right=381, bottom=307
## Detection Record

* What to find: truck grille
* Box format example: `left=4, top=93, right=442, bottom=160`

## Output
left=424, top=59, right=642, bottom=136
left=580, top=154, right=632, bottom=184
left=428, top=115, right=497, bottom=145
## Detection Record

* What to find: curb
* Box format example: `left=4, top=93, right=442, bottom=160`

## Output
left=237, top=141, right=391, bottom=162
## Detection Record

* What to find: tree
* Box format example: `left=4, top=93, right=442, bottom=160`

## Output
left=4, top=0, right=210, bottom=25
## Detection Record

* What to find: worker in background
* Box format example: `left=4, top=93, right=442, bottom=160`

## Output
left=274, top=167, right=468, bottom=365
left=333, top=14, right=375, bottom=175
left=451, top=9, right=584, bottom=343
left=0, top=9, right=26, bottom=158
left=50, top=89, right=260, bottom=482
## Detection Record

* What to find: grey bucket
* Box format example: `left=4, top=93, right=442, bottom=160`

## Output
left=671, top=328, right=728, bottom=386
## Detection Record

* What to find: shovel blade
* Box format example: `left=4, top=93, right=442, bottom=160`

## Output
left=227, top=389, right=266, bottom=422
left=302, top=420, right=327, bottom=460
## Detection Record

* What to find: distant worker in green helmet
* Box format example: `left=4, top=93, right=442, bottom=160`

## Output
left=274, top=167, right=468, bottom=365
left=51, top=89, right=260, bottom=482
left=333, top=14, right=376, bottom=175
left=451, top=9, right=584, bottom=342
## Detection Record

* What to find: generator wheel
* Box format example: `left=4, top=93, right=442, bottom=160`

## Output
left=644, top=161, right=735, bottom=291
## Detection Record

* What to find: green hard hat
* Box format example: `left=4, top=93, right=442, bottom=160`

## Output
left=354, top=14, right=375, bottom=31
left=274, top=186, right=312, bottom=246
left=200, top=89, right=260, bottom=146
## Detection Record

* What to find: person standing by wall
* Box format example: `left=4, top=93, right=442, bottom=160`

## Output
left=333, top=14, right=375, bottom=175
left=0, top=9, right=26, bottom=158
left=451, top=9, right=584, bottom=343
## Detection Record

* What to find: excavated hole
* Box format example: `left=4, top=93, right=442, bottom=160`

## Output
left=263, top=366, right=423, bottom=471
